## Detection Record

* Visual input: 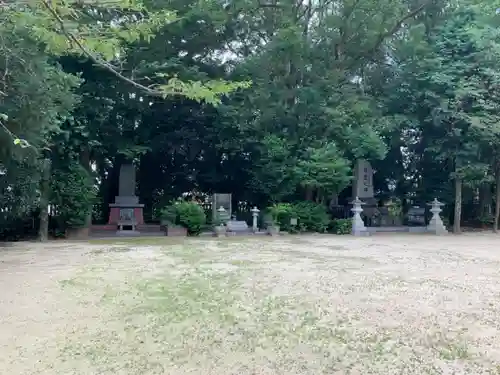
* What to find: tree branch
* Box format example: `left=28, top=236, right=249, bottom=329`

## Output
left=40, top=0, right=164, bottom=96
left=350, top=2, right=428, bottom=66
left=0, top=119, right=33, bottom=149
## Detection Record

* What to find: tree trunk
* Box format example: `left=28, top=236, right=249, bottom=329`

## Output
left=329, top=192, right=339, bottom=207
left=315, top=189, right=322, bottom=203
left=494, top=169, right=500, bottom=233
left=38, top=158, right=51, bottom=242
left=478, top=183, right=493, bottom=219
left=80, top=148, right=92, bottom=236
left=453, top=177, right=462, bottom=234
left=305, top=186, right=314, bottom=201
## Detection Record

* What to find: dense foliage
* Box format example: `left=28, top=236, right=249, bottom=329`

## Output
left=267, top=202, right=330, bottom=233
left=50, top=163, right=97, bottom=230
left=330, top=219, right=352, bottom=235
left=3, top=0, right=500, bottom=239
left=160, top=201, right=206, bottom=235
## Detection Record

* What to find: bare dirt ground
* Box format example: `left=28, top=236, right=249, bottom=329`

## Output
left=1, top=234, right=500, bottom=375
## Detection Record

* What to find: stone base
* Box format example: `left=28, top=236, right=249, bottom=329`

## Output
left=267, top=225, right=280, bottom=236
left=115, top=230, right=141, bottom=237
left=427, top=219, right=448, bottom=235
left=165, top=226, right=187, bottom=237
left=366, top=226, right=428, bottom=233
left=352, top=212, right=369, bottom=236
left=352, top=229, right=370, bottom=237
left=108, top=206, right=144, bottom=225
left=427, top=226, right=448, bottom=235
left=409, top=227, right=428, bottom=233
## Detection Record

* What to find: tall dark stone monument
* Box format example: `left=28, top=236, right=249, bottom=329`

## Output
left=108, top=164, right=144, bottom=231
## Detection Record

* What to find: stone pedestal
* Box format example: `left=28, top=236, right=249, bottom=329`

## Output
left=427, top=198, right=448, bottom=235
left=351, top=197, right=370, bottom=236
left=214, top=206, right=229, bottom=237
left=108, top=203, right=145, bottom=226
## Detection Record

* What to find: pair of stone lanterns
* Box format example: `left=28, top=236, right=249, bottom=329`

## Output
left=217, top=206, right=260, bottom=232
left=350, top=197, right=448, bottom=236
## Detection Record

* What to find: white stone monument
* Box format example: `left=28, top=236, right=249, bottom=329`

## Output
left=250, top=206, right=260, bottom=232
left=427, top=198, right=448, bottom=235
left=351, top=197, right=370, bottom=236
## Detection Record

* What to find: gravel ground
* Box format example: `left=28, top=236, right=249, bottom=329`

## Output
left=1, top=233, right=500, bottom=374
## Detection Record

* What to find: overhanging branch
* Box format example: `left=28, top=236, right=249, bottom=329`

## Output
left=350, top=2, right=428, bottom=67
left=41, top=0, right=161, bottom=96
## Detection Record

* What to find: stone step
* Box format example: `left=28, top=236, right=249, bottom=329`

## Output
left=137, top=224, right=162, bottom=232
left=116, top=230, right=141, bottom=237
left=226, top=221, right=250, bottom=232
left=91, top=224, right=116, bottom=231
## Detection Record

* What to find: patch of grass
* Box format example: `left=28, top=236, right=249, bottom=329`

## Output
left=57, top=238, right=483, bottom=374
left=227, top=259, right=256, bottom=267
left=438, top=341, right=470, bottom=360
left=59, top=264, right=244, bottom=370
left=59, top=274, right=109, bottom=291
left=90, top=246, right=131, bottom=254
left=59, top=277, right=85, bottom=288
left=424, top=331, right=471, bottom=360
left=238, top=295, right=394, bottom=360
left=131, top=270, right=241, bottom=322
left=272, top=248, right=330, bottom=262
left=164, top=244, right=206, bottom=264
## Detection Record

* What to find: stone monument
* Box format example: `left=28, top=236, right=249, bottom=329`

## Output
left=250, top=206, right=260, bottom=232
left=427, top=198, right=448, bottom=235
left=351, top=197, right=369, bottom=236
left=406, top=206, right=426, bottom=226
left=353, top=159, right=374, bottom=201
left=108, top=163, right=144, bottom=232
left=353, top=159, right=378, bottom=223
left=212, top=193, right=232, bottom=222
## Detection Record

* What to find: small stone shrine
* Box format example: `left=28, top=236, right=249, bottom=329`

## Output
left=406, top=206, right=426, bottom=226
left=108, top=163, right=144, bottom=233
left=212, top=193, right=232, bottom=222
left=211, top=194, right=250, bottom=234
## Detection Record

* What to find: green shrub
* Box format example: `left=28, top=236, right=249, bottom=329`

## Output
left=50, top=163, right=96, bottom=229
left=160, top=201, right=206, bottom=235
left=292, top=201, right=330, bottom=233
left=266, top=201, right=331, bottom=233
left=478, top=214, right=494, bottom=226
left=266, top=203, right=294, bottom=229
left=331, top=219, right=351, bottom=235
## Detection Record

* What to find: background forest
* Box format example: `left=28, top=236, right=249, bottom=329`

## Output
left=2, top=0, right=500, bottom=240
